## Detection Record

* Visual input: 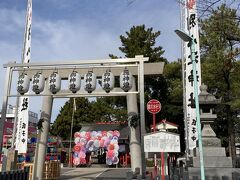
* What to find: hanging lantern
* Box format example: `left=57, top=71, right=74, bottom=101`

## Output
left=120, top=68, right=133, bottom=92
left=84, top=71, right=96, bottom=93
left=69, top=71, right=81, bottom=93
left=48, top=72, right=61, bottom=94
left=32, top=72, right=45, bottom=94
left=102, top=70, right=114, bottom=93
left=17, top=72, right=30, bottom=95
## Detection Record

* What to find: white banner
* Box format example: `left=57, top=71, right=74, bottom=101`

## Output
left=22, top=0, right=32, bottom=64
left=183, top=0, right=201, bottom=149
left=16, top=0, right=32, bottom=154
left=16, top=98, right=29, bottom=153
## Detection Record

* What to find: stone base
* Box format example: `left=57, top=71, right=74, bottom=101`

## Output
left=192, top=146, right=232, bottom=168
left=193, top=147, right=226, bottom=157
left=188, top=167, right=239, bottom=179
left=192, top=156, right=232, bottom=168
left=202, top=137, right=221, bottom=147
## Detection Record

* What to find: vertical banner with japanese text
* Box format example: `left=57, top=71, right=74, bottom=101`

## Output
left=16, top=0, right=32, bottom=153
left=183, top=0, right=201, bottom=149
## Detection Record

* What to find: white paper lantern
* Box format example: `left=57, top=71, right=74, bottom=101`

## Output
left=84, top=71, right=96, bottom=93
left=120, top=68, right=133, bottom=92
left=69, top=71, right=81, bottom=93
left=102, top=70, right=114, bottom=93
left=48, top=72, right=61, bottom=94
left=32, top=72, right=45, bottom=94
left=17, top=73, right=30, bottom=95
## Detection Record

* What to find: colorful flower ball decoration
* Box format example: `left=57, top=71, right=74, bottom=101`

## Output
left=106, top=158, right=113, bottom=165
left=73, top=130, right=121, bottom=166
left=108, top=144, right=115, bottom=151
left=80, top=131, right=86, bottom=138
left=107, top=150, right=115, bottom=159
left=79, top=151, right=86, bottom=158
left=74, top=137, right=80, bottom=144
left=93, top=140, right=100, bottom=148
left=113, top=130, right=120, bottom=137
left=73, top=145, right=81, bottom=152
left=73, top=152, right=79, bottom=158
left=74, top=132, right=81, bottom=138
left=73, top=157, right=80, bottom=166
left=80, top=158, right=86, bottom=164
left=112, top=156, right=119, bottom=164
left=80, top=138, right=87, bottom=146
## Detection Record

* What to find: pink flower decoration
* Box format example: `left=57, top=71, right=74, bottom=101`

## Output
left=74, top=132, right=81, bottom=138
left=107, top=150, right=114, bottom=158
left=85, top=133, right=91, bottom=141
left=79, top=151, right=86, bottom=158
left=73, top=157, right=80, bottom=165
left=80, top=158, right=86, bottom=164
left=113, top=130, right=120, bottom=137
left=102, top=131, right=107, bottom=137
left=104, top=138, right=110, bottom=147
left=108, top=144, right=115, bottom=151
left=73, top=145, right=81, bottom=152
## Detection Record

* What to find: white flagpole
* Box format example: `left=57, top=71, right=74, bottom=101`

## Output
left=69, top=98, right=76, bottom=167
left=13, top=0, right=32, bottom=154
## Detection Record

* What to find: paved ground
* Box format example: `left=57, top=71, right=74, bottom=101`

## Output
left=60, top=166, right=131, bottom=180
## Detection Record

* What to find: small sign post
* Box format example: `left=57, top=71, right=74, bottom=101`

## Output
left=147, top=99, right=161, bottom=178
left=147, top=99, right=161, bottom=133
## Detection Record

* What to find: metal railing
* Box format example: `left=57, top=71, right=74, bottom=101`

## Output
left=0, top=167, right=29, bottom=180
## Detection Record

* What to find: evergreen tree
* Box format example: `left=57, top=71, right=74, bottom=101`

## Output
left=110, top=25, right=167, bottom=63
left=200, top=4, right=240, bottom=165
left=109, top=25, right=183, bottom=134
left=50, top=97, right=128, bottom=140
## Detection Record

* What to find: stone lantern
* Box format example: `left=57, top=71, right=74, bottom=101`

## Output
left=198, top=84, right=221, bottom=147
left=190, top=84, right=233, bottom=176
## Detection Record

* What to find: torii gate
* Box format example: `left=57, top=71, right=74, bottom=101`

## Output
left=1, top=55, right=164, bottom=179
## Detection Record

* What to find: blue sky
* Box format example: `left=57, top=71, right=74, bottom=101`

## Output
left=0, top=0, right=182, bottom=121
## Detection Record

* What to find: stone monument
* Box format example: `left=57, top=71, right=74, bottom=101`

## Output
left=188, top=84, right=237, bottom=178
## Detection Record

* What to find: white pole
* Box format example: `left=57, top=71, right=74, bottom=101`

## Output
left=69, top=98, right=75, bottom=167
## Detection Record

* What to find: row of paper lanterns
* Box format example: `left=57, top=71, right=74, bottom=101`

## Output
left=17, top=68, right=133, bottom=95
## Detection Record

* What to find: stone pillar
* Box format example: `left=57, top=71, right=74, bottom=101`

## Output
left=127, top=77, right=142, bottom=173
left=32, top=96, right=53, bottom=180
left=6, top=149, right=18, bottom=171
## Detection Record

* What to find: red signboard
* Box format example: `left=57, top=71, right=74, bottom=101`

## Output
left=147, top=99, right=161, bottom=114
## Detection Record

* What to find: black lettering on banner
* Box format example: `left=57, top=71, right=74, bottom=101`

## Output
left=192, top=127, right=196, bottom=134
left=188, top=92, right=195, bottom=108
left=26, top=47, right=31, bottom=56
left=22, top=130, right=26, bottom=136
left=21, top=98, right=28, bottom=111
left=188, top=70, right=194, bottom=86
left=191, top=136, right=197, bottom=141
left=22, top=123, right=26, bottom=129
left=188, top=14, right=196, bottom=29
left=187, top=51, right=199, bottom=65
left=187, top=69, right=199, bottom=85
left=192, top=119, right=196, bottom=126
left=28, top=24, right=31, bottom=40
